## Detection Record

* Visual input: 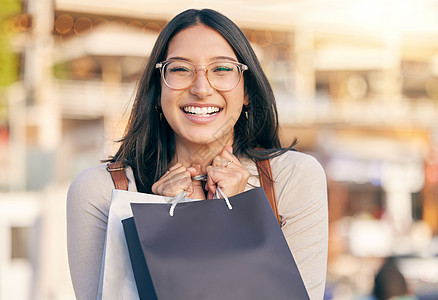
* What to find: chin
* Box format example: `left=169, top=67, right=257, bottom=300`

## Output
left=188, top=136, right=220, bottom=146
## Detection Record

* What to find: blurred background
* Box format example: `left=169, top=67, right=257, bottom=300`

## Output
left=1, top=0, right=438, bottom=299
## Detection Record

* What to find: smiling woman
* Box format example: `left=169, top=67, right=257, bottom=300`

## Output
left=156, top=25, right=249, bottom=173
left=67, top=8, right=328, bottom=300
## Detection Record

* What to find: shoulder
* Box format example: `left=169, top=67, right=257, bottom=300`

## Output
left=67, top=164, right=137, bottom=209
left=240, top=150, right=326, bottom=190
left=68, top=164, right=114, bottom=195
left=269, top=150, right=327, bottom=208
left=270, top=150, right=326, bottom=180
left=67, top=164, right=115, bottom=213
left=68, top=163, right=136, bottom=193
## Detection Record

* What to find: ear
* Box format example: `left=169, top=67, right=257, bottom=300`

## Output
left=243, top=93, right=249, bottom=106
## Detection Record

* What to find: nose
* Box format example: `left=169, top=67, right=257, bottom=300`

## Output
left=189, top=70, right=214, bottom=99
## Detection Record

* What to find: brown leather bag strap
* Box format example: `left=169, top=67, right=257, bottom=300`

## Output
left=107, top=161, right=129, bottom=191
left=255, top=159, right=281, bottom=226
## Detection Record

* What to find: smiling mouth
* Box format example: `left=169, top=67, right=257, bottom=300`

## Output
left=182, top=106, right=222, bottom=117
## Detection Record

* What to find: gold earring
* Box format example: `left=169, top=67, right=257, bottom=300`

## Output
left=155, top=105, right=163, bottom=121
left=243, top=104, right=250, bottom=120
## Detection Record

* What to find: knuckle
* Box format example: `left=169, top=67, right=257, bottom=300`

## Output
left=213, top=156, right=221, bottom=165
left=183, top=170, right=191, bottom=177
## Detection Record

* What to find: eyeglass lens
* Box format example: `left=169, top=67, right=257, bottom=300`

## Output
left=163, top=61, right=243, bottom=91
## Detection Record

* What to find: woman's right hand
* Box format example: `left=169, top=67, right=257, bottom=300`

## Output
left=151, top=163, right=206, bottom=199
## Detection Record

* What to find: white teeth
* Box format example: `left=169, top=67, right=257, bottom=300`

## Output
left=183, top=106, right=220, bottom=116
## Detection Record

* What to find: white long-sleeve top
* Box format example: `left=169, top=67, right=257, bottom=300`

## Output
left=67, top=150, right=328, bottom=299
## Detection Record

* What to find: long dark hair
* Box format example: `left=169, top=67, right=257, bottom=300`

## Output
left=111, top=9, right=296, bottom=193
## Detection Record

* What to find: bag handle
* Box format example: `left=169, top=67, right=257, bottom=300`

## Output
left=107, top=159, right=281, bottom=226
left=169, top=187, right=233, bottom=217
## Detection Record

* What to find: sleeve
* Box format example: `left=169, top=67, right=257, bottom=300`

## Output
left=66, top=165, right=113, bottom=300
left=273, top=152, right=328, bottom=300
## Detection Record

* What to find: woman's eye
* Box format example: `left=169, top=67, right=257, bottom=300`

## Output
left=213, top=66, right=233, bottom=72
left=169, top=66, right=190, bottom=73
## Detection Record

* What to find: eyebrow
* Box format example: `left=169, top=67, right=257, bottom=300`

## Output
left=166, top=56, right=238, bottom=63
left=213, top=56, right=237, bottom=62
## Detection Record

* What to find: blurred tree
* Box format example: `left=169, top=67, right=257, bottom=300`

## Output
left=0, top=0, right=21, bottom=123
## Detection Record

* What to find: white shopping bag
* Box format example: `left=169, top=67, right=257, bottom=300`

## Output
left=97, top=189, right=183, bottom=300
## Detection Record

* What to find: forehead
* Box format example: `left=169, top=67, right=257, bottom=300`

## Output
left=166, top=24, right=237, bottom=61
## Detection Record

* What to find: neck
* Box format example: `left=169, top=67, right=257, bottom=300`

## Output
left=172, top=138, right=233, bottom=174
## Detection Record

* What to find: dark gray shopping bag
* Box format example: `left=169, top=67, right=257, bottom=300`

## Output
left=125, top=187, right=309, bottom=300
left=122, top=217, right=157, bottom=299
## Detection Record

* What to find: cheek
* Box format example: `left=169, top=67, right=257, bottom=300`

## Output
left=238, top=80, right=247, bottom=105
left=235, top=82, right=247, bottom=104
left=160, top=89, right=169, bottom=105
left=160, top=90, right=171, bottom=117
left=160, top=88, right=178, bottom=108
left=160, top=89, right=183, bottom=122
left=231, top=87, right=247, bottom=107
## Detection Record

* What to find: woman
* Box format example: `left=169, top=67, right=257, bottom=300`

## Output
left=67, top=8, right=328, bottom=299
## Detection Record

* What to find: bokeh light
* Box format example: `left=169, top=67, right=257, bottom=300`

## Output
left=55, top=14, right=74, bottom=34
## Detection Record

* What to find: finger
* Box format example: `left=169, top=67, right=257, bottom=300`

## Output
left=163, top=177, right=191, bottom=197
left=187, top=163, right=202, bottom=178
left=206, top=166, right=217, bottom=196
left=167, top=164, right=188, bottom=179
left=210, top=146, right=231, bottom=167
left=204, top=181, right=214, bottom=199
left=206, top=164, right=250, bottom=198
left=212, top=153, right=233, bottom=167
left=212, top=151, right=237, bottom=168
left=208, top=168, right=228, bottom=190
left=221, top=148, right=245, bottom=168
left=166, top=170, right=192, bottom=187
left=185, top=181, right=194, bottom=197
left=206, top=166, right=230, bottom=193
left=190, top=163, right=202, bottom=174
left=160, top=163, right=184, bottom=180
left=224, top=145, right=233, bottom=155
left=186, top=167, right=198, bottom=177
left=153, top=168, right=192, bottom=196
left=168, top=163, right=182, bottom=172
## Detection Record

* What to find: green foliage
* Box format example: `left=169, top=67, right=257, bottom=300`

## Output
left=0, top=0, right=21, bottom=87
left=53, top=62, right=70, bottom=80
left=0, top=0, right=21, bottom=122
left=0, top=39, right=19, bottom=87
left=0, top=0, right=21, bottom=17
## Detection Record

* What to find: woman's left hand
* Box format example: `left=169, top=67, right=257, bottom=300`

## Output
left=205, top=146, right=250, bottom=199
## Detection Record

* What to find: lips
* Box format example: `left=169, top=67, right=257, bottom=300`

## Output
left=182, top=105, right=221, bottom=117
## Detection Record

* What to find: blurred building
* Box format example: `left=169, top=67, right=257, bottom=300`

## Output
left=1, top=0, right=438, bottom=299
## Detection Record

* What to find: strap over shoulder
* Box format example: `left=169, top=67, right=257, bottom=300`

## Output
left=255, top=159, right=281, bottom=226
left=107, top=161, right=129, bottom=191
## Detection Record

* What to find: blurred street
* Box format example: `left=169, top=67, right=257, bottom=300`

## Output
left=1, top=0, right=438, bottom=299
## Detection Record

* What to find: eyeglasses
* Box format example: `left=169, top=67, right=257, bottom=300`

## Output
left=155, top=60, right=248, bottom=91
